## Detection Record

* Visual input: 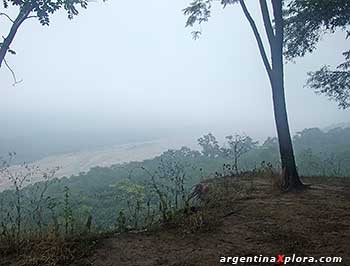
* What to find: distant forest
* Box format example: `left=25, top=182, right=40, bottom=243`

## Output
left=0, top=126, right=349, bottom=236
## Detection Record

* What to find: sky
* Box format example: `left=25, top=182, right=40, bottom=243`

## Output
left=1, top=0, right=349, bottom=151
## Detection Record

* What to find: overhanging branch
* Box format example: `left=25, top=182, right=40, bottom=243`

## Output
left=0, top=7, right=31, bottom=68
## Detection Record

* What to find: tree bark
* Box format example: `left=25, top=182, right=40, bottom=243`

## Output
left=270, top=0, right=304, bottom=190
left=0, top=7, right=31, bottom=68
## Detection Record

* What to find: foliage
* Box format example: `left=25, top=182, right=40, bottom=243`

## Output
left=306, top=66, right=350, bottom=109
left=113, top=179, right=149, bottom=229
left=197, top=133, right=221, bottom=158
left=183, top=0, right=238, bottom=27
left=284, top=0, right=350, bottom=59
left=0, top=154, right=41, bottom=242
left=183, top=0, right=239, bottom=38
left=141, top=149, right=195, bottom=224
left=284, top=0, right=350, bottom=108
left=221, top=134, right=258, bottom=174
left=0, top=127, right=350, bottom=245
left=1, top=0, right=88, bottom=26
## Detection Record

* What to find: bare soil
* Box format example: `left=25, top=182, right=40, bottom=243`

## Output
left=89, top=176, right=350, bottom=266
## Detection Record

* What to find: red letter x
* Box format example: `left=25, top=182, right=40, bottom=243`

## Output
left=277, top=254, right=285, bottom=263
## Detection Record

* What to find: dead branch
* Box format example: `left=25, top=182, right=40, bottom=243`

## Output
left=3, top=59, right=23, bottom=86
left=0, top=13, right=14, bottom=23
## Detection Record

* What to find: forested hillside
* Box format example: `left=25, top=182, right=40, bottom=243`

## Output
left=1, top=126, right=349, bottom=236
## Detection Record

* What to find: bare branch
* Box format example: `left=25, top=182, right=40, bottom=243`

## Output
left=0, top=12, right=14, bottom=23
left=3, top=59, right=23, bottom=86
left=239, top=0, right=272, bottom=80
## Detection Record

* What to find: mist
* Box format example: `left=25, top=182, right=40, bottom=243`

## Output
left=1, top=1, right=350, bottom=262
left=1, top=0, right=349, bottom=162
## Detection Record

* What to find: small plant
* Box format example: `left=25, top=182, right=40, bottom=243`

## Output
left=141, top=152, right=192, bottom=224
left=29, top=167, right=60, bottom=236
left=113, top=179, right=148, bottom=230
left=221, top=134, right=258, bottom=175
left=116, top=209, right=127, bottom=232
left=255, top=161, right=283, bottom=191
left=0, top=153, right=40, bottom=242
left=63, top=186, right=74, bottom=236
left=47, top=198, right=60, bottom=237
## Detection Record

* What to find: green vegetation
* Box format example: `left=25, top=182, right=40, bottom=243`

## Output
left=0, top=126, right=349, bottom=246
left=1, top=0, right=349, bottom=265
left=284, top=0, right=350, bottom=109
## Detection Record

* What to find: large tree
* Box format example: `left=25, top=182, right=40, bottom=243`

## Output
left=0, top=0, right=88, bottom=84
left=284, top=0, right=350, bottom=109
left=184, top=0, right=304, bottom=190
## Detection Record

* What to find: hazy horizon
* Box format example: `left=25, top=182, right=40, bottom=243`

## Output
left=1, top=0, right=350, bottom=162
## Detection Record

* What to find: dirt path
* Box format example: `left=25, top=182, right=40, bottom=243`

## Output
left=89, top=177, right=350, bottom=266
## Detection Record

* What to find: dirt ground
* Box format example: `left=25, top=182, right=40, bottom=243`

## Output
left=88, top=176, right=350, bottom=266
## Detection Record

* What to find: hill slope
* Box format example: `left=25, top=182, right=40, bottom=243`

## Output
left=2, top=176, right=349, bottom=266
left=90, top=176, right=350, bottom=266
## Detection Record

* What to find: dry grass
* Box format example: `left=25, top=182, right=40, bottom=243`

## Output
left=0, top=234, right=100, bottom=266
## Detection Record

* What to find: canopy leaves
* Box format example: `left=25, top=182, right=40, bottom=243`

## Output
left=2, top=0, right=88, bottom=26
left=284, top=0, right=350, bottom=109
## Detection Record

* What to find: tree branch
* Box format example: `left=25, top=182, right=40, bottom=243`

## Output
left=3, top=59, right=23, bottom=86
left=239, top=0, right=272, bottom=80
left=0, top=12, right=14, bottom=23
left=0, top=7, right=32, bottom=68
left=259, top=0, right=275, bottom=45
left=25, top=15, right=38, bottom=21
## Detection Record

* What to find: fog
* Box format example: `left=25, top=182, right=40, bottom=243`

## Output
left=1, top=0, right=349, bottom=162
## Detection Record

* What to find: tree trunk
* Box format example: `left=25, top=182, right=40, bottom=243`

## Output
left=270, top=74, right=304, bottom=190
left=240, top=0, right=305, bottom=190
left=0, top=8, right=31, bottom=68
left=270, top=0, right=304, bottom=190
